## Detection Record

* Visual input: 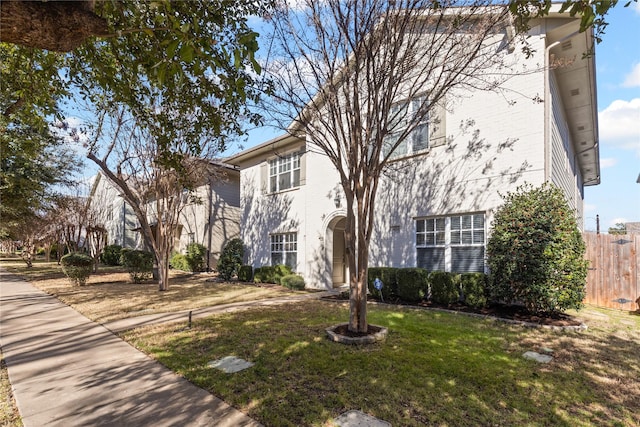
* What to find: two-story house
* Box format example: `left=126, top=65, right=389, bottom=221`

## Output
left=227, top=10, right=599, bottom=289
left=88, top=162, right=241, bottom=270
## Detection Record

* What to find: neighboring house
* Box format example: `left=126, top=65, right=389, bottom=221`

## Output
left=229, top=11, right=600, bottom=289
left=89, top=164, right=241, bottom=270
left=171, top=162, right=241, bottom=270
left=88, top=172, right=141, bottom=249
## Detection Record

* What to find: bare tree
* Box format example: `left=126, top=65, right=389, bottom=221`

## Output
left=84, top=106, right=224, bottom=291
left=264, top=1, right=519, bottom=333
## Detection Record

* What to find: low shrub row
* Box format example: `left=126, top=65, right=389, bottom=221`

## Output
left=169, top=243, right=208, bottom=273
left=366, top=267, right=488, bottom=308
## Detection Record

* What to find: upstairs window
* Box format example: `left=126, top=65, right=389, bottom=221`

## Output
left=384, top=95, right=430, bottom=159
left=269, top=152, right=301, bottom=193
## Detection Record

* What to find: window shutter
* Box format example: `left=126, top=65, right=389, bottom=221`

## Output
left=429, top=100, right=447, bottom=147
left=299, top=147, right=307, bottom=186
left=260, top=162, right=268, bottom=194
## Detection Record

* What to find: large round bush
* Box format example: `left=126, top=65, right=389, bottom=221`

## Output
left=217, top=238, right=244, bottom=280
left=486, top=183, right=587, bottom=314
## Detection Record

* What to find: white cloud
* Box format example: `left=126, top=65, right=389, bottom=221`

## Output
left=598, top=98, right=640, bottom=155
left=610, top=217, right=628, bottom=227
left=584, top=203, right=596, bottom=212
left=622, top=63, right=640, bottom=88
left=599, top=157, right=617, bottom=168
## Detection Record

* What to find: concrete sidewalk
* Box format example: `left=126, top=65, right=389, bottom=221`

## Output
left=0, top=269, right=261, bottom=427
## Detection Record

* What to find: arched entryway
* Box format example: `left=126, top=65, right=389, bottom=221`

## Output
left=327, top=216, right=347, bottom=287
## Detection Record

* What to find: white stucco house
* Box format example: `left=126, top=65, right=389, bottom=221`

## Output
left=88, top=163, right=241, bottom=270
left=227, top=10, right=600, bottom=289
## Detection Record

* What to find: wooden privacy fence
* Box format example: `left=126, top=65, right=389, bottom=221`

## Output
left=583, top=232, right=639, bottom=311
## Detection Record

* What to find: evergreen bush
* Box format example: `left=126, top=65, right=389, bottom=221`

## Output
left=367, top=267, right=398, bottom=300
left=217, top=238, right=244, bottom=280
left=101, top=244, right=123, bottom=266
left=121, top=249, right=154, bottom=283
left=170, top=252, right=191, bottom=271
left=237, top=265, right=253, bottom=282
left=61, top=253, right=94, bottom=286
left=486, top=183, right=588, bottom=314
left=280, top=274, right=306, bottom=290
left=186, top=243, right=207, bottom=272
left=429, top=271, right=459, bottom=305
left=396, top=268, right=428, bottom=302
left=460, top=273, right=488, bottom=308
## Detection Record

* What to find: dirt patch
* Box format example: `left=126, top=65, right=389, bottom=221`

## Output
left=331, top=323, right=385, bottom=337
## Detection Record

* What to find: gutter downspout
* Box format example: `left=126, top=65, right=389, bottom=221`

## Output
left=544, top=30, right=579, bottom=181
left=206, top=178, right=214, bottom=271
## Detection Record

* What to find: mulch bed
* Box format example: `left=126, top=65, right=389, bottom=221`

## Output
left=321, top=294, right=583, bottom=327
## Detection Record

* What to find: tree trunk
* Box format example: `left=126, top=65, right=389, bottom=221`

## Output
left=0, top=0, right=109, bottom=52
left=158, top=256, right=169, bottom=291
left=346, top=196, right=369, bottom=334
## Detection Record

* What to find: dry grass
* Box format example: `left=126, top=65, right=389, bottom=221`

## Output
left=0, top=259, right=301, bottom=322
left=0, top=352, right=22, bottom=427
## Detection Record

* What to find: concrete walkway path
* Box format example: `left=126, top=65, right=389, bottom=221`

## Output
left=0, top=269, right=262, bottom=427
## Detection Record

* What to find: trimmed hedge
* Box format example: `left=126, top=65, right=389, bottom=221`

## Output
left=429, top=271, right=459, bottom=305
left=367, top=267, right=398, bottom=300
left=460, top=273, right=488, bottom=308
left=280, top=274, right=306, bottom=290
left=61, top=253, right=94, bottom=286
left=396, top=268, right=428, bottom=302
left=101, top=245, right=123, bottom=266
left=237, top=265, right=253, bottom=282
left=121, top=250, right=153, bottom=283
left=253, top=264, right=293, bottom=285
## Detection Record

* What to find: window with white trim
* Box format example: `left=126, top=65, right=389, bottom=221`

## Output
left=270, top=233, right=297, bottom=269
left=384, top=95, right=429, bottom=159
left=416, top=213, right=485, bottom=273
left=269, top=153, right=300, bottom=193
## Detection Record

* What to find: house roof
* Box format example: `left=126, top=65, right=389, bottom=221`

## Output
left=544, top=10, right=600, bottom=186
left=225, top=133, right=305, bottom=167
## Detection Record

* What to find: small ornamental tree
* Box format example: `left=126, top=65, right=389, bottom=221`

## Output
left=217, top=238, right=244, bottom=281
left=487, top=183, right=588, bottom=314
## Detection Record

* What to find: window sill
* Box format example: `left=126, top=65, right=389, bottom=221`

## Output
left=266, top=186, right=301, bottom=196
left=386, top=148, right=431, bottom=163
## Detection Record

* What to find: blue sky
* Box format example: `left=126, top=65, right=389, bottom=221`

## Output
left=238, top=4, right=640, bottom=233
left=583, top=4, right=640, bottom=232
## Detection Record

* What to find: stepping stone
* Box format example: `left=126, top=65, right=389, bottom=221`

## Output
left=207, top=356, right=254, bottom=373
left=523, top=351, right=553, bottom=363
left=333, top=410, right=391, bottom=427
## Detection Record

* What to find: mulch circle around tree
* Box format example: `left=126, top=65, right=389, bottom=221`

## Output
left=321, top=294, right=584, bottom=328
left=331, top=323, right=385, bottom=338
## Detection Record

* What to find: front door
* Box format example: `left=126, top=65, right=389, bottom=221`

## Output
left=332, top=218, right=346, bottom=286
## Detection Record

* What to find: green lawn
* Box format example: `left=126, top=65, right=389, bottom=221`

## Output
left=122, top=301, right=640, bottom=427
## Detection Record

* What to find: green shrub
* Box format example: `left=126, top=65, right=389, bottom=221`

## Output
left=487, top=183, right=588, bottom=314
left=396, top=268, right=428, bottom=302
left=280, top=274, right=306, bottom=290
left=217, top=238, right=244, bottom=280
left=429, top=271, right=459, bottom=305
left=367, top=267, right=398, bottom=300
left=119, top=248, right=132, bottom=265
left=186, top=243, right=207, bottom=272
left=121, top=249, right=154, bottom=283
left=101, top=245, right=123, bottom=266
left=253, top=264, right=292, bottom=284
left=460, top=273, right=488, bottom=308
left=170, top=252, right=191, bottom=272
left=61, top=253, right=94, bottom=286
left=238, top=265, right=253, bottom=282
